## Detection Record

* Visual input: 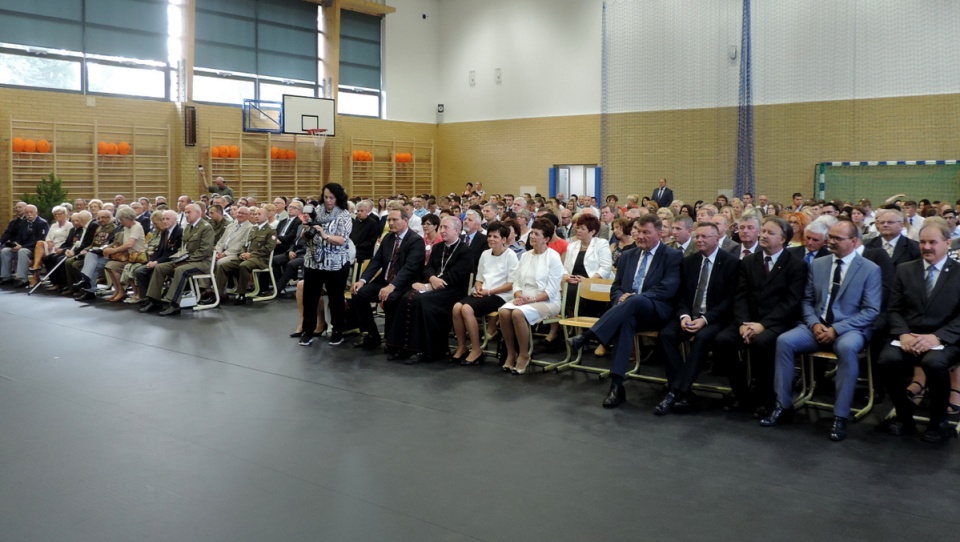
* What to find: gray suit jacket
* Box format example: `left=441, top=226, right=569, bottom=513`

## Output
left=214, top=220, right=252, bottom=257
left=801, top=253, right=881, bottom=337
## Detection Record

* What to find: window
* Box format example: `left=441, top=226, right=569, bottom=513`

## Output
left=192, top=0, right=320, bottom=105
left=338, top=10, right=382, bottom=118
left=259, top=82, right=314, bottom=103
left=0, top=51, right=81, bottom=91
left=193, top=73, right=255, bottom=105
left=87, top=62, right=167, bottom=99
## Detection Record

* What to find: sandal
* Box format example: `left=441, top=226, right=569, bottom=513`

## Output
left=949, top=388, right=960, bottom=416
left=906, top=380, right=927, bottom=405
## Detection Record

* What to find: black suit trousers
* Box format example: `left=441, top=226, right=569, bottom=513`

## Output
left=877, top=343, right=958, bottom=425
left=352, top=279, right=404, bottom=341
left=659, top=320, right=725, bottom=393
left=715, top=325, right=780, bottom=407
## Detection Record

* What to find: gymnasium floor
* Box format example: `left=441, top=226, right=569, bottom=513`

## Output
left=1, top=288, right=958, bottom=541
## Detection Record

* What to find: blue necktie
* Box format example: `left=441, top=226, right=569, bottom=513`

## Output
left=632, top=251, right=650, bottom=292
left=927, top=265, right=938, bottom=296
left=805, top=251, right=814, bottom=264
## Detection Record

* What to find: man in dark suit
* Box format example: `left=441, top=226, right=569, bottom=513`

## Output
left=762, top=221, right=881, bottom=441
left=350, top=199, right=380, bottom=265
left=715, top=216, right=807, bottom=416
left=135, top=210, right=183, bottom=300
left=0, top=204, right=49, bottom=287
left=568, top=214, right=683, bottom=408
left=652, top=178, right=674, bottom=209
left=865, top=208, right=921, bottom=268
left=655, top=221, right=739, bottom=415
left=463, top=210, right=487, bottom=272
left=878, top=221, right=960, bottom=443
left=133, top=201, right=152, bottom=234
left=271, top=200, right=303, bottom=277
left=350, top=205, right=426, bottom=349
left=668, top=216, right=698, bottom=257
left=0, top=201, right=26, bottom=247
left=787, top=220, right=831, bottom=264
left=727, top=214, right=760, bottom=259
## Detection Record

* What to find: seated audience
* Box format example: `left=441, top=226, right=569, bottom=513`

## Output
left=1, top=204, right=49, bottom=287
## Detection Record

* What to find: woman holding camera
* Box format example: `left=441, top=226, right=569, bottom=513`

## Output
left=298, top=182, right=353, bottom=347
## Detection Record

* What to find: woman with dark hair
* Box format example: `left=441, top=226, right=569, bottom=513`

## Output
left=503, top=217, right=525, bottom=257
left=609, top=217, right=636, bottom=267
left=297, top=182, right=353, bottom=347
left=679, top=204, right=696, bottom=219
left=421, top=213, right=442, bottom=264
left=451, top=221, right=519, bottom=365
left=543, top=213, right=613, bottom=345
left=498, top=218, right=564, bottom=374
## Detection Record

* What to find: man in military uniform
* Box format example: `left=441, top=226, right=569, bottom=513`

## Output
left=141, top=203, right=214, bottom=316
left=65, top=210, right=116, bottom=294
left=207, top=203, right=233, bottom=245
left=213, top=207, right=277, bottom=305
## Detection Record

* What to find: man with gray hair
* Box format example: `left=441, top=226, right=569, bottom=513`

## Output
left=463, top=209, right=487, bottom=272
left=141, top=203, right=215, bottom=316
left=864, top=208, right=921, bottom=268
left=351, top=199, right=379, bottom=264
left=728, top=214, right=761, bottom=259
left=1, top=204, right=49, bottom=288
left=788, top=219, right=831, bottom=264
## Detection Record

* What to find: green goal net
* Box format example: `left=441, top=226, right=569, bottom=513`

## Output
left=817, top=161, right=960, bottom=205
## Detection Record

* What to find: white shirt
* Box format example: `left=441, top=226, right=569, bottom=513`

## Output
left=738, top=241, right=759, bottom=259
left=45, top=220, right=71, bottom=247
left=477, top=248, right=520, bottom=302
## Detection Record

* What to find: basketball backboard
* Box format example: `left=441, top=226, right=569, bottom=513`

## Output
left=282, top=95, right=335, bottom=137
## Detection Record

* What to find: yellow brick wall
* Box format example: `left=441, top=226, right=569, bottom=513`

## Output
left=4, top=87, right=959, bottom=222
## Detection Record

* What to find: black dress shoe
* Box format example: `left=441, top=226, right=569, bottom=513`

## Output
left=878, top=418, right=917, bottom=436
left=829, top=416, right=848, bottom=442
left=567, top=334, right=588, bottom=353
left=759, top=404, right=795, bottom=426
left=14, top=280, right=29, bottom=288
left=721, top=396, right=742, bottom=413
left=139, top=299, right=161, bottom=313
left=753, top=405, right=771, bottom=420
left=654, top=391, right=676, bottom=416
left=233, top=295, right=247, bottom=306
left=158, top=304, right=181, bottom=316
left=387, top=350, right=412, bottom=362
left=353, top=336, right=381, bottom=349
left=602, top=384, right=626, bottom=408
left=921, top=420, right=954, bottom=443
left=74, top=291, right=96, bottom=301
left=671, top=394, right=700, bottom=414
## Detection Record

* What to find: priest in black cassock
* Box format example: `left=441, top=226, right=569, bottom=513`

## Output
left=386, top=215, right=474, bottom=363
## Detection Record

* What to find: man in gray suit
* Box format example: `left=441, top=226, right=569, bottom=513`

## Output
left=761, top=220, right=881, bottom=441
left=710, top=214, right=739, bottom=253
left=213, top=206, right=252, bottom=266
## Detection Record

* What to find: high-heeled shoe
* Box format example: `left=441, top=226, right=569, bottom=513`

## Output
left=501, top=364, right=512, bottom=373
left=461, top=352, right=485, bottom=366
left=449, top=351, right=467, bottom=363
left=289, top=331, right=304, bottom=338
left=314, top=323, right=329, bottom=337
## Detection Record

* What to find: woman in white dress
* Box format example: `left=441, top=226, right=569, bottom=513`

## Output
left=450, top=222, right=519, bottom=365
left=498, top=218, right=564, bottom=374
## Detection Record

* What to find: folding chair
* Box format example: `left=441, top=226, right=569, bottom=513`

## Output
left=188, top=257, right=219, bottom=311
left=527, top=282, right=569, bottom=371
left=251, top=248, right=278, bottom=302
left=795, top=349, right=874, bottom=421
left=555, top=277, right=615, bottom=376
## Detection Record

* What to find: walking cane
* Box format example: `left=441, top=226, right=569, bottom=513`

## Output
left=28, top=256, right=67, bottom=296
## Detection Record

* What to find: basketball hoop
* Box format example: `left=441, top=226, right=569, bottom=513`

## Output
left=306, top=128, right=327, bottom=150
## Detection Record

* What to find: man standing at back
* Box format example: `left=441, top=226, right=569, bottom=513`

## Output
left=652, top=178, right=674, bottom=209
left=761, top=220, right=881, bottom=441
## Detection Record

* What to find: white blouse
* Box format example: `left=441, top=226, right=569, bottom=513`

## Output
left=45, top=220, right=71, bottom=247
left=563, top=236, right=614, bottom=279
left=476, top=248, right=520, bottom=302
